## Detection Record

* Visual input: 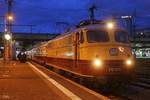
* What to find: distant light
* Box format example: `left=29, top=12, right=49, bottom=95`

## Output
left=4, top=28, right=7, bottom=32
left=0, top=47, right=4, bottom=49
left=107, top=22, right=114, bottom=29
left=16, top=42, right=19, bottom=46
left=121, top=16, right=132, bottom=19
left=135, top=43, right=142, bottom=47
left=140, top=32, right=143, bottom=35
left=7, top=15, right=13, bottom=21
left=5, top=34, right=11, bottom=40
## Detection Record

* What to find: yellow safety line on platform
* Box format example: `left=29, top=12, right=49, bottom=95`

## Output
left=27, top=62, right=82, bottom=100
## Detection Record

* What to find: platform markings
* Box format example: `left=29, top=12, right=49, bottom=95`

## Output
left=39, top=62, right=109, bottom=100
left=28, top=62, right=82, bottom=100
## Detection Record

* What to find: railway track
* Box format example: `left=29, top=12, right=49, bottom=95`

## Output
left=132, top=73, right=150, bottom=89
left=133, top=59, right=150, bottom=90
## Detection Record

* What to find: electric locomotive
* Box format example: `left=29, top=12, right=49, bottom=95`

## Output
left=28, top=20, right=135, bottom=82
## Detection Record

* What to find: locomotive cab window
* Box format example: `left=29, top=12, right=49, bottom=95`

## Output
left=87, top=30, right=109, bottom=43
left=115, top=31, right=129, bottom=43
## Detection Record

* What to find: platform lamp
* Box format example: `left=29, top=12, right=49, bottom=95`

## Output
left=3, top=14, right=13, bottom=62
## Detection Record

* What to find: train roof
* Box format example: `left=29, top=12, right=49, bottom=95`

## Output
left=48, top=23, right=126, bottom=42
left=79, top=24, right=125, bottom=31
left=76, top=19, right=126, bottom=31
left=30, top=20, right=127, bottom=50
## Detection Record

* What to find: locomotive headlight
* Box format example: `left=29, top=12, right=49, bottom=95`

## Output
left=126, top=59, right=132, bottom=66
left=93, top=59, right=103, bottom=68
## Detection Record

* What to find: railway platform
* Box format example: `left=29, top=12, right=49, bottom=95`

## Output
left=0, top=61, right=108, bottom=100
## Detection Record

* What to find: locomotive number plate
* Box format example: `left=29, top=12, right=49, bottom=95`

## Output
left=108, top=67, right=121, bottom=72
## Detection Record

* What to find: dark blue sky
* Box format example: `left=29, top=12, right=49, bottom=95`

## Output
left=0, top=0, right=150, bottom=33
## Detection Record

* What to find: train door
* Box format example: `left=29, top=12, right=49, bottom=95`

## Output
left=74, top=31, right=84, bottom=68
left=73, top=32, right=79, bottom=68
left=78, top=31, right=84, bottom=60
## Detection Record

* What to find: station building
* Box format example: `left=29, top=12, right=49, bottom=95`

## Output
left=131, top=28, right=150, bottom=58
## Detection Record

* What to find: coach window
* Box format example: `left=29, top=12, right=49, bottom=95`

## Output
left=79, top=31, right=84, bottom=44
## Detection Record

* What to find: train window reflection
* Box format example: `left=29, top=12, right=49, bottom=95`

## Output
left=87, top=30, right=109, bottom=43
left=115, top=31, right=129, bottom=43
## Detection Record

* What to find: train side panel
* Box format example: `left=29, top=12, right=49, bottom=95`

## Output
left=29, top=27, right=134, bottom=77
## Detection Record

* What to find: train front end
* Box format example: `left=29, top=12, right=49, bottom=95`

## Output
left=79, top=23, right=135, bottom=81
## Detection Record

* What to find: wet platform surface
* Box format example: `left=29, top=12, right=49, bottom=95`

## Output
left=0, top=61, right=108, bottom=100
left=0, top=61, right=64, bottom=100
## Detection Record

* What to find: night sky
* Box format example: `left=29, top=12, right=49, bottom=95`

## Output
left=0, top=0, right=150, bottom=33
